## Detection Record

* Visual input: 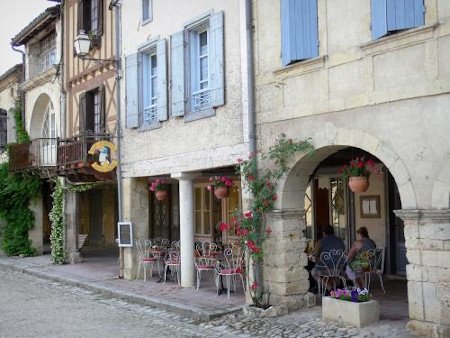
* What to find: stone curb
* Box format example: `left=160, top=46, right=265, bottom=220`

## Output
left=0, top=260, right=243, bottom=322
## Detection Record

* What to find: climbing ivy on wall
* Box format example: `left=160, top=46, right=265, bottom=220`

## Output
left=12, top=99, right=29, bottom=144
left=0, top=163, right=41, bottom=256
left=49, top=179, right=103, bottom=264
left=0, top=100, right=41, bottom=256
left=49, top=179, right=65, bottom=264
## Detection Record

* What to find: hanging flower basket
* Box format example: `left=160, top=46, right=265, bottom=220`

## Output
left=348, top=176, right=369, bottom=193
left=155, top=190, right=167, bottom=201
left=214, top=186, right=229, bottom=199
left=149, top=178, right=168, bottom=200
left=207, top=176, right=233, bottom=199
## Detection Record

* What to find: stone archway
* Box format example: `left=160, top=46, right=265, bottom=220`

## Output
left=29, top=93, right=55, bottom=139
left=263, top=128, right=415, bottom=307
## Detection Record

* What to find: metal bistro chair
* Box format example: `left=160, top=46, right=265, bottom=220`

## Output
left=214, top=245, right=245, bottom=299
left=194, top=242, right=219, bottom=291
left=163, top=241, right=181, bottom=285
left=317, top=249, right=348, bottom=296
left=362, top=247, right=386, bottom=294
left=136, top=238, right=161, bottom=281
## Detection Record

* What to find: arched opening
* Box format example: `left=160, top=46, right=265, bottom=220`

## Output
left=271, top=140, right=413, bottom=320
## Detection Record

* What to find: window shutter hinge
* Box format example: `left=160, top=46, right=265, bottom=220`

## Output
left=423, top=5, right=426, bottom=13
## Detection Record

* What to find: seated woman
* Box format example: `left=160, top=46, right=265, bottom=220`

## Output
left=346, top=226, right=376, bottom=288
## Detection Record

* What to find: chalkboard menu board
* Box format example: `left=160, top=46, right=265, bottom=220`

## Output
left=118, top=222, right=133, bottom=247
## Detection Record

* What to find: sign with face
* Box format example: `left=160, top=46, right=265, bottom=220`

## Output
left=88, top=140, right=118, bottom=173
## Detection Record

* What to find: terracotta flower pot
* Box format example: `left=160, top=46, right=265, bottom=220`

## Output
left=214, top=186, right=229, bottom=199
left=348, top=176, right=369, bottom=193
left=155, top=190, right=167, bottom=201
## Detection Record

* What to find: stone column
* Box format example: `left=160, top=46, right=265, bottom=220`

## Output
left=264, top=209, right=315, bottom=310
left=122, top=177, right=149, bottom=280
left=172, top=173, right=195, bottom=288
left=395, top=209, right=450, bottom=338
left=65, top=190, right=81, bottom=263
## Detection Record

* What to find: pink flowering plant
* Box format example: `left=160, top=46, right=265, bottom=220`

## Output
left=207, top=176, right=233, bottom=191
left=232, top=134, right=314, bottom=307
left=338, top=157, right=378, bottom=179
left=330, top=288, right=371, bottom=303
left=148, top=178, right=167, bottom=192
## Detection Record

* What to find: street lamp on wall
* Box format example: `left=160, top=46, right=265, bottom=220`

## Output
left=74, top=31, right=91, bottom=57
left=73, top=30, right=118, bottom=66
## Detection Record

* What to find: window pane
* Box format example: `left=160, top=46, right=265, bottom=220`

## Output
left=195, top=188, right=202, bottom=210
left=204, top=188, right=211, bottom=211
left=204, top=211, right=211, bottom=234
left=142, top=0, right=149, bottom=21
left=199, top=31, right=208, bottom=54
left=195, top=211, right=202, bottom=234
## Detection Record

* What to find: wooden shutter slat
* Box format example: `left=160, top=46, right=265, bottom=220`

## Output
left=209, top=11, right=225, bottom=108
left=125, top=53, right=140, bottom=128
left=371, top=0, right=388, bottom=39
left=171, top=31, right=185, bottom=117
left=157, top=39, right=168, bottom=122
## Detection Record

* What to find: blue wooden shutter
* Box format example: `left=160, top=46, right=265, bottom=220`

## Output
left=171, top=31, right=185, bottom=117
left=281, top=0, right=319, bottom=66
left=157, top=39, right=168, bottom=121
left=390, top=0, right=424, bottom=30
left=209, top=11, right=225, bottom=108
left=371, top=0, right=388, bottom=39
left=125, top=53, right=140, bottom=128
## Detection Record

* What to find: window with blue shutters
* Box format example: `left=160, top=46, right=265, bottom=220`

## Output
left=371, top=0, right=425, bottom=40
left=125, top=39, right=167, bottom=129
left=142, top=0, right=152, bottom=24
left=170, top=11, right=224, bottom=119
left=281, top=0, right=319, bottom=66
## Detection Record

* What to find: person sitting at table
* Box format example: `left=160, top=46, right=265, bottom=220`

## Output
left=346, top=226, right=376, bottom=288
left=310, top=225, right=345, bottom=294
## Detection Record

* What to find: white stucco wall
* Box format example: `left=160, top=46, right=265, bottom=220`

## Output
left=254, top=0, right=450, bottom=210
left=120, top=0, right=247, bottom=177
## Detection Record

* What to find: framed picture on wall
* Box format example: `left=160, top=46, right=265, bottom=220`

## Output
left=360, top=195, right=381, bottom=218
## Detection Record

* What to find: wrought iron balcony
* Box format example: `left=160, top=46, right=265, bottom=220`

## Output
left=9, top=138, right=57, bottom=172
left=57, top=132, right=111, bottom=168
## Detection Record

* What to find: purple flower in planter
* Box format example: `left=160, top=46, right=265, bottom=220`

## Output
left=351, top=290, right=358, bottom=302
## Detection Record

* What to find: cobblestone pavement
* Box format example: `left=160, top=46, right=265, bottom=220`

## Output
left=206, top=307, right=416, bottom=338
left=0, top=269, right=228, bottom=338
left=0, top=269, right=416, bottom=338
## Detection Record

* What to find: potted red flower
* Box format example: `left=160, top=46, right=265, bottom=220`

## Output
left=339, top=157, right=377, bottom=193
left=207, top=176, right=233, bottom=199
left=149, top=178, right=168, bottom=200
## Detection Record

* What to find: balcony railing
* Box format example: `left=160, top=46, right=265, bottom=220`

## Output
left=57, top=133, right=110, bottom=168
left=9, top=138, right=57, bottom=172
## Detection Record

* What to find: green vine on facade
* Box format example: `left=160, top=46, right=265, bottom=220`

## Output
left=12, top=99, right=30, bottom=144
left=233, top=134, right=314, bottom=307
left=0, top=100, right=41, bottom=257
left=0, top=163, right=41, bottom=256
left=49, top=179, right=103, bottom=264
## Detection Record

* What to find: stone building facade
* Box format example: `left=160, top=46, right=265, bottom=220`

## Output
left=9, top=6, right=62, bottom=254
left=119, top=0, right=251, bottom=285
left=253, top=0, right=450, bottom=336
left=0, top=64, right=21, bottom=162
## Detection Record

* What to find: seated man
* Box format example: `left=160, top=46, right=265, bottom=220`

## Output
left=346, top=226, right=377, bottom=288
left=310, top=225, right=345, bottom=293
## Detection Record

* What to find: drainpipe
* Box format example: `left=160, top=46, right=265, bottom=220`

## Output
left=60, top=0, right=66, bottom=139
left=110, top=0, right=124, bottom=278
left=244, top=0, right=263, bottom=297
left=11, top=45, right=26, bottom=123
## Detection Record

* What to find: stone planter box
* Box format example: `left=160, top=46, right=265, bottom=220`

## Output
left=322, top=297, right=379, bottom=327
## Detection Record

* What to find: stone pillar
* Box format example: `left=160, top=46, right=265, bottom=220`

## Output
left=395, top=209, right=450, bottom=338
left=264, top=209, right=315, bottom=310
left=65, top=190, right=81, bottom=263
left=172, top=173, right=195, bottom=288
left=122, top=177, right=149, bottom=280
